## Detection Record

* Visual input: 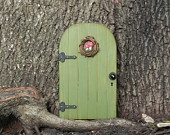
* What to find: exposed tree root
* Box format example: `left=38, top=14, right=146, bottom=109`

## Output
left=0, top=87, right=135, bottom=134
left=12, top=104, right=134, bottom=134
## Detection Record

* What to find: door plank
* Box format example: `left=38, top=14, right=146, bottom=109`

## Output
left=59, top=23, right=117, bottom=119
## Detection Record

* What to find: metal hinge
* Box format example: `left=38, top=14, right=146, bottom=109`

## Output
left=58, top=52, right=77, bottom=62
left=59, top=102, right=77, bottom=112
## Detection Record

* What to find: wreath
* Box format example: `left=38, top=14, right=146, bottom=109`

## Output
left=79, top=36, right=99, bottom=57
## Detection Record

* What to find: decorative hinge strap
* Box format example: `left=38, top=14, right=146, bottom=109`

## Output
left=58, top=52, right=77, bottom=63
left=59, top=102, right=77, bottom=112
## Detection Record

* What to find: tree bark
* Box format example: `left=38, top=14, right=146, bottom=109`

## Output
left=0, top=0, right=170, bottom=133
left=114, top=0, right=170, bottom=121
left=14, top=104, right=134, bottom=132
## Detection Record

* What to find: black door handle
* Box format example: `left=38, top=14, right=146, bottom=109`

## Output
left=109, top=72, right=117, bottom=80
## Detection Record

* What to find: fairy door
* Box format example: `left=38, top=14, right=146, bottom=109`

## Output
left=59, top=23, right=117, bottom=119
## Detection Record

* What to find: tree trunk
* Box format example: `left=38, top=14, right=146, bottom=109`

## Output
left=115, top=0, right=170, bottom=121
left=0, top=0, right=170, bottom=133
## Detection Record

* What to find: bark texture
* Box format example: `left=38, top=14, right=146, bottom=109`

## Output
left=115, top=0, right=170, bottom=121
left=0, top=0, right=116, bottom=116
left=0, top=0, right=170, bottom=129
left=14, top=104, right=134, bottom=132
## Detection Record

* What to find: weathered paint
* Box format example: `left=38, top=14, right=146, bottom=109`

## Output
left=59, top=23, right=117, bottom=119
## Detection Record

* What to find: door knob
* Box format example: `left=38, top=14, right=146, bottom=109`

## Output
left=109, top=72, right=116, bottom=80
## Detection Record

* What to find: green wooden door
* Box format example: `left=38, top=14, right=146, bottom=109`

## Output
left=59, top=23, right=117, bottom=119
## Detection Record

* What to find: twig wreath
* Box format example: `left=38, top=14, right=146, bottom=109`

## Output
left=79, top=36, right=99, bottom=57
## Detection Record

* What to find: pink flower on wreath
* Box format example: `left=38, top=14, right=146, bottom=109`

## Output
left=85, top=42, right=94, bottom=51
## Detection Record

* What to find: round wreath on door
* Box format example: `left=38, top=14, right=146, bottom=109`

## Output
left=79, top=36, right=99, bottom=57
